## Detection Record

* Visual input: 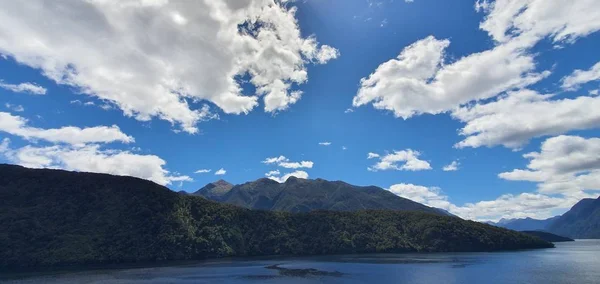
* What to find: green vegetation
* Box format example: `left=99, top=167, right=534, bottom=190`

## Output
left=520, top=231, right=574, bottom=242
left=0, top=164, right=552, bottom=270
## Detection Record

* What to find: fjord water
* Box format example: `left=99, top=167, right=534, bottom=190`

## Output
left=5, top=240, right=599, bottom=284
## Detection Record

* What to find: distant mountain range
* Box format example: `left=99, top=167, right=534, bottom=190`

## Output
left=0, top=164, right=552, bottom=270
left=194, top=177, right=449, bottom=216
left=487, top=197, right=600, bottom=239
left=486, top=216, right=561, bottom=231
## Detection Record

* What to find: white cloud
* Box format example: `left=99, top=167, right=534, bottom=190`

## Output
left=0, top=1, right=338, bottom=133
left=265, top=169, right=280, bottom=176
left=262, top=155, right=288, bottom=164
left=262, top=155, right=313, bottom=169
left=265, top=169, right=308, bottom=183
left=0, top=139, right=190, bottom=186
left=0, top=112, right=134, bottom=145
left=352, top=35, right=547, bottom=119
left=215, top=168, right=226, bottom=175
left=453, top=90, right=600, bottom=149
left=5, top=103, right=24, bottom=112
left=499, top=135, right=600, bottom=195
left=194, top=169, right=211, bottom=174
left=344, top=108, right=354, bottom=113
left=342, top=146, right=347, bottom=150
left=387, top=182, right=585, bottom=221
left=389, top=183, right=451, bottom=209
left=442, top=160, right=459, bottom=171
left=476, top=0, right=600, bottom=45
left=368, top=149, right=431, bottom=171
left=561, top=61, right=600, bottom=90
left=590, top=89, right=599, bottom=96
left=367, top=152, right=380, bottom=159
left=354, top=0, right=600, bottom=148
left=318, top=142, right=331, bottom=146
left=0, top=81, right=47, bottom=95
left=279, top=160, right=313, bottom=169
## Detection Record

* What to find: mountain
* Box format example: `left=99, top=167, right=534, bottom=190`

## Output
left=192, top=179, right=233, bottom=199
left=547, top=197, right=600, bottom=239
left=0, top=164, right=552, bottom=270
left=520, top=231, right=574, bottom=242
left=488, top=216, right=560, bottom=231
left=196, top=177, right=448, bottom=215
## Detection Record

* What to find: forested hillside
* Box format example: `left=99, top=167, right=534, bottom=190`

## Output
left=0, top=164, right=552, bottom=270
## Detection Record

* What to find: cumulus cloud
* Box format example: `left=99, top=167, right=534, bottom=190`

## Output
left=368, top=149, right=431, bottom=171
left=214, top=168, right=227, bottom=175
left=318, top=142, right=331, bottom=146
left=0, top=112, right=134, bottom=145
left=352, top=35, right=547, bottom=119
left=561, top=61, right=600, bottom=90
left=387, top=182, right=585, bottom=221
left=262, top=155, right=313, bottom=169
left=389, top=183, right=451, bottom=209
left=476, top=0, right=600, bottom=44
left=0, top=81, right=47, bottom=95
left=442, top=160, right=459, bottom=171
left=0, top=0, right=338, bottom=133
left=194, top=169, right=211, bottom=174
left=0, top=139, right=190, bottom=186
left=265, top=169, right=308, bottom=183
left=453, top=90, right=600, bottom=149
left=499, top=135, right=600, bottom=195
left=354, top=0, right=600, bottom=148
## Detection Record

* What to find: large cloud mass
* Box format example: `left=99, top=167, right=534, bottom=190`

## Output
left=0, top=0, right=338, bottom=133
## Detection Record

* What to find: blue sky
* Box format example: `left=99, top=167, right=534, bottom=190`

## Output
left=1, top=0, right=600, bottom=221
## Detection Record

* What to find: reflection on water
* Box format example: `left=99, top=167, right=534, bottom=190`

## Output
left=2, top=240, right=600, bottom=284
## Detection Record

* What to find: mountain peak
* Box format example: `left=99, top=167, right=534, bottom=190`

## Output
left=212, top=179, right=232, bottom=187
left=192, top=179, right=234, bottom=198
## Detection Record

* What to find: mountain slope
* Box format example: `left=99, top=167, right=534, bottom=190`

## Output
left=192, top=179, right=233, bottom=199
left=0, top=164, right=552, bottom=270
left=197, top=177, right=446, bottom=215
left=547, top=197, right=600, bottom=239
left=520, top=231, right=574, bottom=242
left=488, top=216, right=560, bottom=231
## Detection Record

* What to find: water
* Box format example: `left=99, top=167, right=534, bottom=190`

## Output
left=3, top=240, right=600, bottom=283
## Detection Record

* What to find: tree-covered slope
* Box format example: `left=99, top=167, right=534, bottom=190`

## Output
left=0, top=164, right=552, bottom=270
left=547, top=197, right=600, bottom=239
left=520, top=231, right=574, bottom=242
left=197, top=177, right=447, bottom=215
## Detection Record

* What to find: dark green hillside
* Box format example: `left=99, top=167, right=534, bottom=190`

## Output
left=0, top=164, right=552, bottom=270
left=520, top=231, right=574, bottom=242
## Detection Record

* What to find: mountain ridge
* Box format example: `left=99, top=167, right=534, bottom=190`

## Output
left=547, top=197, right=600, bottom=239
left=195, top=176, right=449, bottom=215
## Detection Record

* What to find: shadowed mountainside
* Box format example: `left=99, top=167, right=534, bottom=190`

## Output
left=547, top=197, right=600, bottom=239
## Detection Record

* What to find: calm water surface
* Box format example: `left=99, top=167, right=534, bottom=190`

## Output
left=3, top=240, right=600, bottom=283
